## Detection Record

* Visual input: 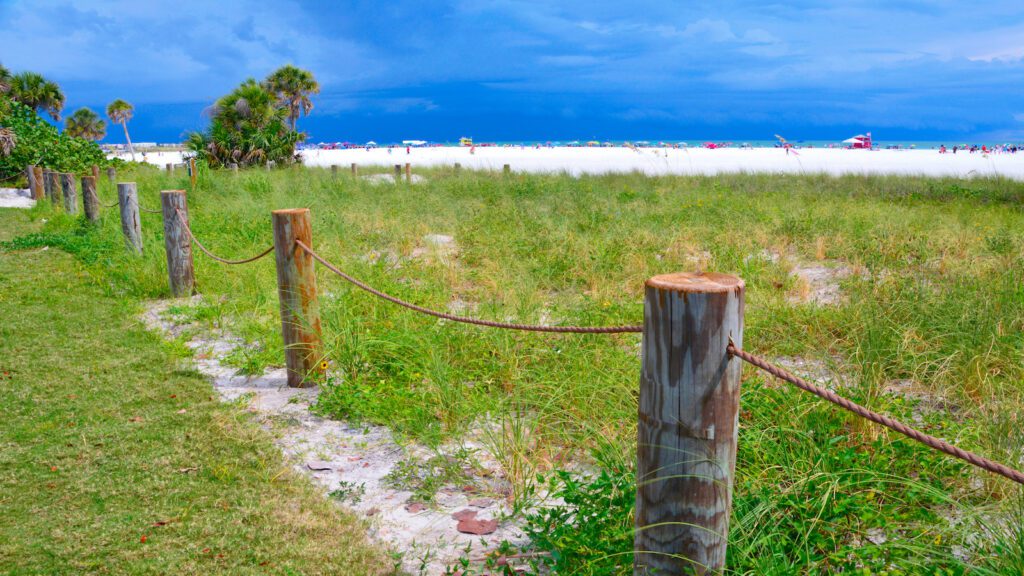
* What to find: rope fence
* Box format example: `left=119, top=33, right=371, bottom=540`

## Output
left=26, top=162, right=1023, bottom=572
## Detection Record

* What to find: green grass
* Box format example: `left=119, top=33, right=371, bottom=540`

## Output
left=6, top=164, right=1024, bottom=573
left=0, top=209, right=389, bottom=575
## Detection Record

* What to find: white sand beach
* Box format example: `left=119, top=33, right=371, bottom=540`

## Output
left=115, top=146, right=1024, bottom=180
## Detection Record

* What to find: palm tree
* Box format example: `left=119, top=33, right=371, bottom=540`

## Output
left=0, top=63, right=11, bottom=94
left=264, top=65, right=319, bottom=132
left=65, top=107, right=107, bottom=141
left=106, top=99, right=136, bottom=161
left=8, top=72, right=65, bottom=120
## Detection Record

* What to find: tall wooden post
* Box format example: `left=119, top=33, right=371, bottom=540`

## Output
left=189, top=157, right=197, bottom=188
left=44, top=171, right=59, bottom=206
left=331, top=165, right=338, bottom=180
left=350, top=162, right=357, bottom=176
left=454, top=162, right=461, bottom=172
left=166, top=163, right=172, bottom=175
left=272, top=209, right=324, bottom=388
left=266, top=160, right=275, bottom=171
left=393, top=164, right=402, bottom=182
left=160, top=190, right=195, bottom=297
left=32, top=166, right=44, bottom=201
left=106, top=167, right=116, bottom=183
left=117, top=183, right=143, bottom=254
left=635, top=272, right=745, bottom=575
left=91, top=165, right=100, bottom=181
left=404, top=162, right=411, bottom=183
left=26, top=165, right=36, bottom=197
left=81, top=176, right=99, bottom=223
left=229, top=162, right=239, bottom=174
left=503, top=163, right=511, bottom=175
left=60, top=173, right=78, bottom=214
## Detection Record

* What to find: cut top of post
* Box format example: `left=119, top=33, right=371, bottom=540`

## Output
left=646, top=271, right=744, bottom=294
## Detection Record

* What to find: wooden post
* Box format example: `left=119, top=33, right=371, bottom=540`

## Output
left=91, top=165, right=100, bottom=181
left=166, top=163, right=172, bottom=174
left=106, top=167, right=116, bottom=183
left=32, top=166, right=44, bottom=201
left=331, top=165, right=338, bottom=180
left=350, top=162, right=357, bottom=176
left=60, top=173, right=78, bottom=214
left=393, top=164, right=402, bottom=182
left=272, top=208, right=324, bottom=388
left=503, top=163, right=511, bottom=175
left=189, top=157, right=197, bottom=188
left=635, top=272, right=745, bottom=575
left=44, top=171, right=59, bottom=206
left=160, top=190, right=195, bottom=297
left=117, top=183, right=143, bottom=254
left=81, top=176, right=99, bottom=223
left=454, top=162, right=461, bottom=172
left=229, top=162, right=238, bottom=173
left=266, top=160, right=275, bottom=171
left=26, top=165, right=36, bottom=197
left=404, top=162, right=411, bottom=183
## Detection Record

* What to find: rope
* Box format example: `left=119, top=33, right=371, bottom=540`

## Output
left=727, top=343, right=1024, bottom=486
left=295, top=239, right=643, bottom=334
left=175, top=209, right=274, bottom=265
left=104, top=200, right=119, bottom=208
left=140, top=206, right=162, bottom=214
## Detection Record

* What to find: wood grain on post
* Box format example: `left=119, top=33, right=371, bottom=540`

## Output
left=32, top=166, right=44, bottom=201
left=503, top=163, right=511, bottom=175
left=166, top=163, right=172, bottom=174
left=350, top=162, right=357, bottom=176
left=272, top=209, right=324, bottom=388
left=454, top=162, right=461, bottom=172
left=393, top=164, right=402, bottom=182
left=81, top=176, right=99, bottom=223
left=189, top=157, right=197, bottom=188
left=117, top=182, right=143, bottom=254
left=160, top=190, right=195, bottom=297
left=404, top=163, right=411, bottom=183
left=60, top=173, right=78, bottom=214
left=26, top=165, right=36, bottom=197
left=331, top=165, right=338, bottom=179
left=106, top=167, right=116, bottom=182
left=635, top=272, right=745, bottom=575
left=91, top=165, right=100, bottom=180
left=44, top=170, right=58, bottom=205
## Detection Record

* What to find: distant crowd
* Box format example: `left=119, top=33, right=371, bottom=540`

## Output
left=939, top=144, right=1021, bottom=154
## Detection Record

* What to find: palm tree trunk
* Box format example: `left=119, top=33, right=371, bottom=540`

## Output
left=122, top=119, right=135, bottom=161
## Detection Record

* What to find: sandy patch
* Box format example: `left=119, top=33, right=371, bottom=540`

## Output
left=0, top=188, right=34, bottom=209
left=141, top=297, right=529, bottom=574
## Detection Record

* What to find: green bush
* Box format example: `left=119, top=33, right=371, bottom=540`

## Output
left=0, top=98, right=109, bottom=182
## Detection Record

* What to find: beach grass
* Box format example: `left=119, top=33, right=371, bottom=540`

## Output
left=6, top=164, right=1024, bottom=573
left=0, top=209, right=390, bottom=575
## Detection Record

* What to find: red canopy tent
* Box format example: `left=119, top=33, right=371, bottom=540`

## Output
left=843, top=132, right=872, bottom=149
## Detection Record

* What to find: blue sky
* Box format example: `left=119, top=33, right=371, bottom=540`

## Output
left=2, top=0, right=1024, bottom=143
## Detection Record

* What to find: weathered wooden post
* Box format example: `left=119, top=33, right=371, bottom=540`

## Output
left=404, top=162, right=412, bottom=183
left=60, top=173, right=78, bottom=214
left=272, top=208, right=324, bottom=388
left=166, top=163, right=172, bottom=175
left=350, top=162, right=357, bottom=176
left=26, top=165, right=37, bottom=197
left=229, top=162, right=239, bottom=174
left=160, top=190, right=195, bottom=297
left=189, top=157, right=197, bottom=188
left=81, top=176, right=99, bottom=223
left=635, top=272, right=745, bottom=575
left=32, top=166, right=44, bottom=201
left=106, top=167, right=116, bottom=183
left=44, top=170, right=59, bottom=206
left=392, top=164, right=401, bottom=182
left=266, top=160, right=275, bottom=171
left=454, top=162, right=461, bottom=172
left=503, top=163, right=511, bottom=175
left=330, top=165, right=338, bottom=180
left=117, top=183, right=143, bottom=254
left=91, top=165, right=100, bottom=181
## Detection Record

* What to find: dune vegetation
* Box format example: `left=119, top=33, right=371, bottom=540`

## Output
left=6, top=164, right=1023, bottom=574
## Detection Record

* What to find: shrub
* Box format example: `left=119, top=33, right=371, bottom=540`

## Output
left=0, top=98, right=108, bottom=182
